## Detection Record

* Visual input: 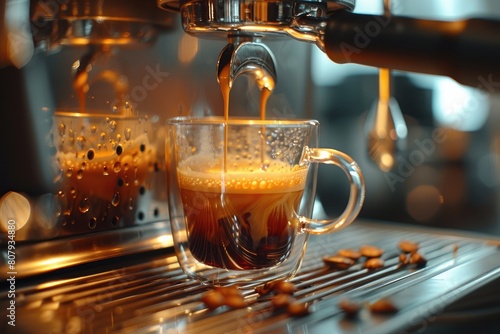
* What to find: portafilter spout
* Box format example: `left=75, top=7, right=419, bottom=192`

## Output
left=217, top=40, right=277, bottom=92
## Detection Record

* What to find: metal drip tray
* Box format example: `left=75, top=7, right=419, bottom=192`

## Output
left=2, top=220, right=500, bottom=333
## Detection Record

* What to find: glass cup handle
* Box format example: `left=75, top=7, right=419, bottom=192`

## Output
left=299, top=147, right=366, bottom=234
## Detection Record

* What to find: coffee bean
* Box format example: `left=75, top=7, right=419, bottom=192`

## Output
left=201, top=290, right=225, bottom=310
left=287, top=301, right=310, bottom=317
left=410, top=252, right=427, bottom=267
left=255, top=280, right=294, bottom=296
left=271, top=293, right=292, bottom=309
left=337, top=248, right=362, bottom=261
left=370, top=298, right=398, bottom=314
left=274, top=281, right=296, bottom=295
left=255, top=284, right=273, bottom=296
left=338, top=299, right=361, bottom=318
left=202, top=286, right=247, bottom=310
left=224, top=294, right=247, bottom=309
left=398, top=240, right=419, bottom=253
left=360, top=245, right=384, bottom=258
left=215, top=286, right=240, bottom=297
left=398, top=253, right=409, bottom=265
left=323, top=255, right=355, bottom=269
left=365, top=257, right=384, bottom=269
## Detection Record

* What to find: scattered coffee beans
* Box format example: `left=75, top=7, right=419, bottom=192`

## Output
left=274, top=281, right=296, bottom=295
left=323, top=255, right=355, bottom=269
left=369, top=298, right=398, bottom=314
left=224, top=294, right=247, bottom=309
left=255, top=281, right=275, bottom=296
left=360, top=245, right=384, bottom=258
left=201, top=290, right=226, bottom=310
left=255, top=280, right=296, bottom=296
left=409, top=252, right=427, bottom=268
left=337, top=248, right=362, bottom=261
left=201, top=286, right=247, bottom=310
left=287, top=301, right=310, bottom=317
left=338, top=298, right=361, bottom=318
left=365, top=257, right=385, bottom=269
left=398, top=240, right=419, bottom=253
left=271, top=293, right=293, bottom=309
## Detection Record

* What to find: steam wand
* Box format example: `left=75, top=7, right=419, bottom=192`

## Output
left=365, top=0, right=407, bottom=172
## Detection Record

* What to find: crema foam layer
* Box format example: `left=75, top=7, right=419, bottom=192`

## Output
left=177, top=161, right=308, bottom=194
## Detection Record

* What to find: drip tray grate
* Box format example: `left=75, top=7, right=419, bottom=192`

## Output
left=3, top=221, right=500, bottom=334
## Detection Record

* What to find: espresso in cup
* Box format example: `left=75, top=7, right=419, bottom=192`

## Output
left=178, top=157, right=308, bottom=269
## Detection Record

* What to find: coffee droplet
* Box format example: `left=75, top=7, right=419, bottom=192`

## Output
left=116, top=145, right=123, bottom=156
left=260, top=160, right=270, bottom=171
left=58, top=123, right=66, bottom=136
left=103, top=166, right=109, bottom=175
left=113, top=161, right=122, bottom=173
left=87, top=149, right=95, bottom=160
left=79, top=197, right=90, bottom=213
left=124, top=128, right=131, bottom=140
left=69, top=129, right=75, bottom=145
left=90, top=125, right=97, bottom=134
left=100, top=132, right=106, bottom=141
left=88, top=217, right=97, bottom=229
left=76, top=169, right=84, bottom=180
left=77, top=136, right=86, bottom=149
left=110, top=120, right=117, bottom=131
left=111, top=192, right=120, bottom=207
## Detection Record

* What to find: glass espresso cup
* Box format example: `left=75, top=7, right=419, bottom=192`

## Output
left=166, top=117, right=365, bottom=285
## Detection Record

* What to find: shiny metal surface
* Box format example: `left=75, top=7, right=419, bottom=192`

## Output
left=0, top=221, right=172, bottom=279
left=3, top=220, right=499, bottom=333
left=159, top=0, right=354, bottom=46
left=31, top=0, right=176, bottom=49
left=217, top=41, right=277, bottom=90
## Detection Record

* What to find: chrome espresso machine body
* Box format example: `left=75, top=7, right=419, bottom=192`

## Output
left=1, top=0, right=500, bottom=333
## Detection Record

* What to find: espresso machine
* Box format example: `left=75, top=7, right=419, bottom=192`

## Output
left=1, top=0, right=500, bottom=333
